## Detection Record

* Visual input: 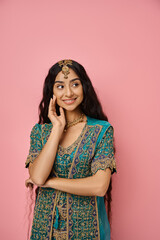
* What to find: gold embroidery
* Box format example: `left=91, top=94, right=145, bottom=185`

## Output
left=41, top=124, right=44, bottom=147
left=52, top=230, right=67, bottom=239
left=58, top=121, right=87, bottom=156
left=95, top=196, right=100, bottom=239
left=25, top=124, right=42, bottom=168
left=67, top=192, right=69, bottom=239
left=91, top=156, right=116, bottom=174
left=27, top=119, right=116, bottom=239
left=42, top=122, right=87, bottom=156
left=91, top=125, right=117, bottom=175
left=25, top=153, right=39, bottom=167
left=67, top=124, right=103, bottom=239
left=68, top=125, right=88, bottom=177
left=49, top=190, right=59, bottom=240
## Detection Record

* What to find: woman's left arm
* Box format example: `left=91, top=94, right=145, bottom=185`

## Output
left=42, top=168, right=111, bottom=197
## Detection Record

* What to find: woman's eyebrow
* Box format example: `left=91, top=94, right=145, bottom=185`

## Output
left=54, top=78, right=80, bottom=84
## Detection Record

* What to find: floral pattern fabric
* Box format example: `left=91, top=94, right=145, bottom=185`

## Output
left=25, top=116, right=117, bottom=240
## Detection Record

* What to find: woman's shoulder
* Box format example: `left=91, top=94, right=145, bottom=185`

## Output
left=34, top=122, right=52, bottom=127
left=87, top=115, right=112, bottom=128
left=34, top=118, right=112, bottom=131
left=39, top=122, right=53, bottom=132
left=87, top=116, right=114, bottom=148
left=31, top=122, right=52, bottom=132
left=30, top=123, right=42, bottom=132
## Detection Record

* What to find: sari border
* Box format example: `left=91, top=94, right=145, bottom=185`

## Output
left=48, top=190, right=58, bottom=240
left=67, top=124, right=103, bottom=239
left=95, top=196, right=100, bottom=239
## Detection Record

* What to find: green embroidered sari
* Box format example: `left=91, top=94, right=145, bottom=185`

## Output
left=25, top=115, right=117, bottom=240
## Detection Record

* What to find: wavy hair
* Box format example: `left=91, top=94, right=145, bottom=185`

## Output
left=26, top=59, right=116, bottom=239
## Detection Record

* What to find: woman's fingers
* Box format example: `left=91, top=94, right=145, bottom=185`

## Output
left=59, top=106, right=64, bottom=117
left=25, top=179, right=33, bottom=189
left=59, top=107, right=66, bottom=128
left=48, top=95, right=58, bottom=123
left=51, top=95, right=56, bottom=112
left=48, top=95, right=66, bottom=130
left=28, top=183, right=33, bottom=189
left=49, top=98, right=55, bottom=114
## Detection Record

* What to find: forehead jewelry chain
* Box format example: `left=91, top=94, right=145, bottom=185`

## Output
left=58, top=59, right=73, bottom=79
left=64, top=113, right=85, bottom=132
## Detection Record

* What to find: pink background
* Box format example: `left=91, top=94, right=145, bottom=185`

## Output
left=0, top=0, right=160, bottom=239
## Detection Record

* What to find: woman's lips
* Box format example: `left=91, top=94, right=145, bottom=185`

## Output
left=63, top=98, right=77, bottom=104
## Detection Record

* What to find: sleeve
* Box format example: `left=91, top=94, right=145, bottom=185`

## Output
left=25, top=123, right=43, bottom=168
left=91, top=125, right=117, bottom=175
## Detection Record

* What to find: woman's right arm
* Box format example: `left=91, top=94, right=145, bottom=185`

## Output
left=28, top=126, right=62, bottom=186
left=28, top=94, right=66, bottom=186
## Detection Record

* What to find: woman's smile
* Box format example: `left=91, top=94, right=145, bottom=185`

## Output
left=63, top=98, right=77, bottom=104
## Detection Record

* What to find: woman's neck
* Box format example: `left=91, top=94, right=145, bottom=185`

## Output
left=64, top=108, right=84, bottom=123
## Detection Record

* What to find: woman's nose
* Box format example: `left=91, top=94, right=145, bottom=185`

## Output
left=65, top=86, right=73, bottom=97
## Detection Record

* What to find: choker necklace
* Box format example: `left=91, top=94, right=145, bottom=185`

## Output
left=64, top=113, right=85, bottom=132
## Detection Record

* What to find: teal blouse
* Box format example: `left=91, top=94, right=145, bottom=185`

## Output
left=25, top=115, right=117, bottom=240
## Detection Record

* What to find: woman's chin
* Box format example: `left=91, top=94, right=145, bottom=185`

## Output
left=61, top=104, right=81, bottom=112
left=63, top=107, right=78, bottom=112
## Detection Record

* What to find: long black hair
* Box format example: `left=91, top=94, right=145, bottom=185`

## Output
left=26, top=59, right=116, bottom=239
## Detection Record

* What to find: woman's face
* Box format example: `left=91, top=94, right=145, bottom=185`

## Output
left=53, top=68, right=84, bottom=112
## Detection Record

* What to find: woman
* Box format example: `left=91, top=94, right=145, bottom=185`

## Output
left=25, top=59, right=117, bottom=240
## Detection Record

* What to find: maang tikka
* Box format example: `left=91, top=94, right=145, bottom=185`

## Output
left=58, top=59, right=73, bottom=79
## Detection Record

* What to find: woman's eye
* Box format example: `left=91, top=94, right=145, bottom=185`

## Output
left=56, top=82, right=79, bottom=89
left=57, top=85, right=64, bottom=89
left=73, top=83, right=79, bottom=87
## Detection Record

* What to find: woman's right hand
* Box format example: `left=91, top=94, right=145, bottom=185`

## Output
left=48, top=94, right=66, bottom=132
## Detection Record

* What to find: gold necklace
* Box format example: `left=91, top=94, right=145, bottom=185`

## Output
left=64, top=113, right=85, bottom=132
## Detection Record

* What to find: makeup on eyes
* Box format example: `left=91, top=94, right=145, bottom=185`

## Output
left=55, top=81, right=79, bottom=89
